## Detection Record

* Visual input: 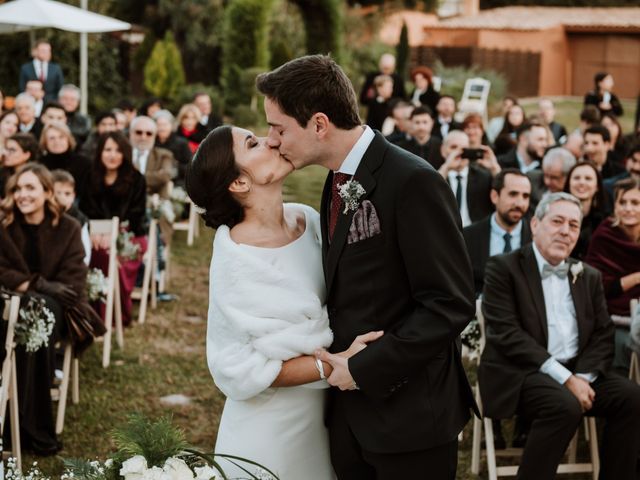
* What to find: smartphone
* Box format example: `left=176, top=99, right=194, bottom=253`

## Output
left=461, top=148, right=484, bottom=162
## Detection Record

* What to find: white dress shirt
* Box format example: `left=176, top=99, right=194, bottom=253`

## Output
left=447, top=167, right=471, bottom=227
left=516, top=151, right=540, bottom=174
left=335, top=125, right=375, bottom=175
left=133, top=148, right=150, bottom=175
left=532, top=243, right=595, bottom=384
left=438, top=115, right=451, bottom=139
left=33, top=59, right=48, bottom=81
left=489, top=213, right=523, bottom=256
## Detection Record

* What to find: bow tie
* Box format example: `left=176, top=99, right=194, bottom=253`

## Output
left=541, top=263, right=570, bottom=280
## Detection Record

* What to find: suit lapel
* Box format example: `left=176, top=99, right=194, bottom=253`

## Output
left=324, top=133, right=385, bottom=295
left=467, top=168, right=477, bottom=220
left=568, top=260, right=588, bottom=350
left=519, top=245, right=548, bottom=343
left=478, top=217, right=491, bottom=269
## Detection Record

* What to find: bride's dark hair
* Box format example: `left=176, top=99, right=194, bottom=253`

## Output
left=185, top=125, right=244, bottom=229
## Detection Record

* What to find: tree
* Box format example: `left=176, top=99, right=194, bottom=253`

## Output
left=144, top=31, right=186, bottom=100
left=396, top=21, right=409, bottom=83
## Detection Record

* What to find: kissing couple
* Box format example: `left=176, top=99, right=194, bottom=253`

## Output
left=185, top=55, right=478, bottom=480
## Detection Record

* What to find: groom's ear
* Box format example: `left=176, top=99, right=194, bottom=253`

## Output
left=312, top=113, right=330, bottom=138
left=228, top=175, right=250, bottom=194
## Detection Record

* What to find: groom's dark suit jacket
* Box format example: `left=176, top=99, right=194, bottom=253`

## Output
left=478, top=244, right=614, bottom=419
left=321, top=131, right=478, bottom=454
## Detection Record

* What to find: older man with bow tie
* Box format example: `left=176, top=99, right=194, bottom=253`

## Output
left=479, top=191, right=640, bottom=480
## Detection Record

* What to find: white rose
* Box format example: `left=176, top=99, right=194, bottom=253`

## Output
left=121, top=456, right=148, bottom=476
left=143, top=466, right=170, bottom=480
left=163, top=457, right=194, bottom=480
left=194, top=466, right=219, bottom=480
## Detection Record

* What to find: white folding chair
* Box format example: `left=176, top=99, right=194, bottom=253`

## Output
left=630, top=299, right=639, bottom=384
left=132, top=216, right=158, bottom=324
left=1, top=294, right=22, bottom=469
left=52, top=340, right=79, bottom=434
left=471, top=299, right=600, bottom=479
left=89, top=217, right=124, bottom=368
left=172, top=197, right=199, bottom=247
left=456, top=77, right=491, bottom=124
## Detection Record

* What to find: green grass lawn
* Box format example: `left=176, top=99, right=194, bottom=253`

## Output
left=27, top=96, right=621, bottom=478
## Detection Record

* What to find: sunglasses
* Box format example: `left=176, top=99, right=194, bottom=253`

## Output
left=134, top=130, right=154, bottom=137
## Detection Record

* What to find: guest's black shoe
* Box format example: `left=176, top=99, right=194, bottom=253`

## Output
left=30, top=439, right=63, bottom=456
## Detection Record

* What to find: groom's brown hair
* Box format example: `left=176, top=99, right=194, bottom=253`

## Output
left=256, top=55, right=361, bottom=130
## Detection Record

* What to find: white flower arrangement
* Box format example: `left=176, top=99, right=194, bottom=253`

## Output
left=570, top=261, right=584, bottom=285
left=461, top=318, right=481, bottom=360
left=338, top=179, right=366, bottom=214
left=86, top=268, right=109, bottom=303
left=117, top=221, right=142, bottom=261
left=14, top=296, right=55, bottom=353
left=5, top=458, right=50, bottom=480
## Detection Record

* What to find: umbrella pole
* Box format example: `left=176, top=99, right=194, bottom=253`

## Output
left=80, top=0, right=88, bottom=115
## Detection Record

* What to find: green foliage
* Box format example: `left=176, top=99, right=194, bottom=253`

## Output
left=232, top=104, right=262, bottom=129
left=298, top=0, right=344, bottom=61
left=111, top=414, right=190, bottom=468
left=221, top=0, right=274, bottom=108
left=173, top=83, right=224, bottom=118
left=268, top=0, right=306, bottom=69
left=434, top=60, right=507, bottom=107
left=396, top=21, right=410, bottom=82
left=144, top=31, right=186, bottom=101
left=481, top=0, right=638, bottom=6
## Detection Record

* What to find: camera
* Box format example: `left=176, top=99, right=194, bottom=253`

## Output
left=461, top=148, right=484, bottom=162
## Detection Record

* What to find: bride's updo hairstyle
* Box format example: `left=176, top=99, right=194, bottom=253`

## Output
left=185, top=125, right=244, bottom=229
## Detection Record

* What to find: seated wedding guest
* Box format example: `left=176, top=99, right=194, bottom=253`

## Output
left=494, top=103, right=526, bottom=156
left=39, top=101, right=67, bottom=127
left=432, top=95, right=461, bottom=140
left=139, top=97, right=162, bottom=118
left=604, top=143, right=640, bottom=200
left=584, top=72, right=623, bottom=118
left=365, top=74, right=394, bottom=132
left=538, top=98, right=567, bottom=145
left=585, top=178, right=640, bottom=375
left=39, top=122, right=91, bottom=201
left=58, top=84, right=91, bottom=146
left=396, top=106, right=441, bottom=167
left=115, top=99, right=137, bottom=132
left=383, top=100, right=414, bottom=144
left=80, top=131, right=147, bottom=326
left=0, top=111, right=19, bottom=161
left=112, top=108, right=128, bottom=132
left=463, top=168, right=532, bottom=296
left=462, top=113, right=501, bottom=176
left=359, top=53, right=406, bottom=105
left=193, top=92, right=222, bottom=134
left=79, top=111, right=117, bottom=161
left=15, top=93, right=42, bottom=140
left=24, top=80, right=45, bottom=118
left=479, top=191, right=640, bottom=480
left=409, top=66, right=440, bottom=113
left=176, top=103, right=207, bottom=155
left=0, top=163, right=102, bottom=455
left=528, top=147, right=576, bottom=208
left=487, top=95, right=518, bottom=143
left=563, top=161, right=608, bottom=260
left=498, top=121, right=549, bottom=174
left=564, top=105, right=601, bottom=160
left=154, top=110, right=192, bottom=186
left=51, top=169, right=91, bottom=265
left=601, top=113, right=628, bottom=167
left=583, top=125, right=625, bottom=180
left=437, top=130, right=494, bottom=227
left=1, top=133, right=39, bottom=196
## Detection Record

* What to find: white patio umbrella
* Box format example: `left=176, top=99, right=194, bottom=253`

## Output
left=0, top=0, right=131, bottom=114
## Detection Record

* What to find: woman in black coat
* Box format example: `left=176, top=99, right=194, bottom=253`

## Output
left=584, top=72, right=624, bottom=118
left=0, top=163, right=99, bottom=455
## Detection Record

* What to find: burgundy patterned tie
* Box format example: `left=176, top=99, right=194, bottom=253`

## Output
left=329, top=172, right=350, bottom=240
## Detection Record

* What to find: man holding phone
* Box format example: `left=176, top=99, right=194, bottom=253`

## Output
left=438, top=130, right=494, bottom=226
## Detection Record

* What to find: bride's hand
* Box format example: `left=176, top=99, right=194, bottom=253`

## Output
left=341, top=330, right=384, bottom=359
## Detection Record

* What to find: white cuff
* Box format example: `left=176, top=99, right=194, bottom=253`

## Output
left=576, top=372, right=598, bottom=384
left=540, top=357, right=572, bottom=385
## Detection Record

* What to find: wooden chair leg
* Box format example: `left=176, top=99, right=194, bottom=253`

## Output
left=10, top=358, right=21, bottom=470
left=484, top=417, right=498, bottom=480
left=55, top=343, right=72, bottom=434
left=137, top=251, right=152, bottom=325
left=567, top=430, right=578, bottom=464
left=72, top=357, right=80, bottom=404
left=114, top=273, right=124, bottom=349
left=471, top=386, right=483, bottom=475
left=588, top=418, right=599, bottom=479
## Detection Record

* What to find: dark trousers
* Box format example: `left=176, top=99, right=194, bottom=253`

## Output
left=328, top=400, right=458, bottom=479
left=517, top=371, right=640, bottom=480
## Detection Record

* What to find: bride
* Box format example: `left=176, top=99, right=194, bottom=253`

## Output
left=186, top=125, right=380, bottom=479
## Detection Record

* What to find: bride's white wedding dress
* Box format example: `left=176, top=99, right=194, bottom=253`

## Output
left=207, top=203, right=335, bottom=480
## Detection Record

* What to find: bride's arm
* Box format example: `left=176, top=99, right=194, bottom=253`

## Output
left=271, top=356, right=333, bottom=387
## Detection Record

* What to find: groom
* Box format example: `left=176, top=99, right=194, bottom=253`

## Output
left=257, top=55, right=477, bottom=479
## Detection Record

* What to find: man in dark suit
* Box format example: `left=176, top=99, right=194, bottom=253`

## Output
left=463, top=168, right=532, bottom=296
left=437, top=130, right=494, bottom=227
left=527, top=147, right=576, bottom=209
left=258, top=55, right=477, bottom=479
left=583, top=125, right=626, bottom=180
left=359, top=53, right=406, bottom=106
left=432, top=95, right=462, bottom=140
left=479, top=192, right=640, bottom=480
left=19, top=39, right=64, bottom=102
left=538, top=98, right=567, bottom=145
left=396, top=105, right=442, bottom=168
left=498, top=121, right=549, bottom=174
left=193, top=92, right=222, bottom=134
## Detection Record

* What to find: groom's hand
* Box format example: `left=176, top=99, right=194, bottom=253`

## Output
left=315, top=331, right=383, bottom=391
